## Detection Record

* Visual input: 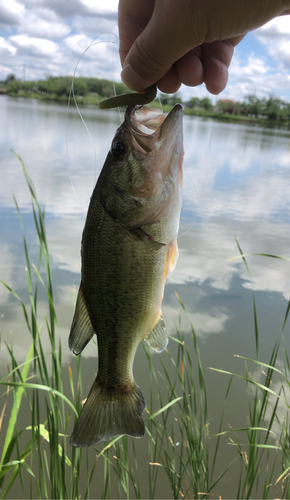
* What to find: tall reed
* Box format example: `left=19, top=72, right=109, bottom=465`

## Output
left=0, top=154, right=290, bottom=498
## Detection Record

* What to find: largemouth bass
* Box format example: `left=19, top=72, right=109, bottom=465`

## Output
left=69, top=102, right=183, bottom=447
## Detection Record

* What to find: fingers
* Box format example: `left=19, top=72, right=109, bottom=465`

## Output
left=154, top=40, right=237, bottom=95
left=156, top=68, right=181, bottom=94
left=174, top=48, right=204, bottom=88
left=118, top=0, right=243, bottom=93
left=118, top=0, right=290, bottom=94
left=202, top=40, right=235, bottom=94
left=120, top=0, right=199, bottom=91
left=204, top=58, right=229, bottom=95
left=155, top=50, right=204, bottom=94
left=118, top=0, right=155, bottom=67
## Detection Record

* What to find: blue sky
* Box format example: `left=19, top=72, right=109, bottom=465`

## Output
left=0, top=0, right=290, bottom=102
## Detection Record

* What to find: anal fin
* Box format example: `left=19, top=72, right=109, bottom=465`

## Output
left=144, top=315, right=168, bottom=353
left=69, top=282, right=95, bottom=355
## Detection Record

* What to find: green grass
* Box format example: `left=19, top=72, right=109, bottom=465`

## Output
left=0, top=154, right=290, bottom=498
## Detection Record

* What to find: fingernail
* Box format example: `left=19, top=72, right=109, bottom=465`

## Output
left=121, top=64, right=146, bottom=91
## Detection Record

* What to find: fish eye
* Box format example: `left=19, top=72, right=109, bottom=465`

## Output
left=111, top=141, right=126, bottom=159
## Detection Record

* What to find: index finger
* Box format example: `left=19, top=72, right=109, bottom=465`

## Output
left=118, top=0, right=155, bottom=66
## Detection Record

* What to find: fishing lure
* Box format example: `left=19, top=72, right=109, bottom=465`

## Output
left=98, top=84, right=157, bottom=109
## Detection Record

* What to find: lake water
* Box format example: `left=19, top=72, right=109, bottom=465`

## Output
left=1, top=95, right=290, bottom=498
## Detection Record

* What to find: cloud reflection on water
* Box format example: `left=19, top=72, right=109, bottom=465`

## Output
left=1, top=98, right=290, bottom=368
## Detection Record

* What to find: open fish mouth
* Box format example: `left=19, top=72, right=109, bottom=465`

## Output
left=125, top=104, right=183, bottom=156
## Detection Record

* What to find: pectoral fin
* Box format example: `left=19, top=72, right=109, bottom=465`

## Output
left=169, top=240, right=179, bottom=272
left=131, top=227, right=165, bottom=251
left=144, top=315, right=168, bottom=353
left=69, top=283, right=95, bottom=355
left=163, top=240, right=179, bottom=283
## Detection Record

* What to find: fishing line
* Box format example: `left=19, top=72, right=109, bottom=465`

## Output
left=110, top=36, right=123, bottom=124
left=66, top=32, right=120, bottom=197
left=177, top=177, right=198, bottom=240
left=66, top=33, right=197, bottom=238
left=157, top=93, right=163, bottom=113
left=177, top=138, right=199, bottom=240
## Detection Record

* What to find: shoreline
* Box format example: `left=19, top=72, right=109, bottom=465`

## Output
left=1, top=90, right=289, bottom=128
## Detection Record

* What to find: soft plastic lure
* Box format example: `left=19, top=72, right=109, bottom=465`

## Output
left=98, top=84, right=157, bottom=109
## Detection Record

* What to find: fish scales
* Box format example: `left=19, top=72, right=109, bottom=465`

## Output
left=83, top=198, right=167, bottom=381
left=69, top=103, right=183, bottom=447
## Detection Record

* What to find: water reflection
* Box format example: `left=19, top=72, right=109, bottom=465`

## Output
left=182, top=117, right=290, bottom=226
left=1, top=95, right=290, bottom=495
left=1, top=95, right=290, bottom=358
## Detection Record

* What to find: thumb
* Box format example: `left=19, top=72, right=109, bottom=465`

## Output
left=121, top=2, right=196, bottom=91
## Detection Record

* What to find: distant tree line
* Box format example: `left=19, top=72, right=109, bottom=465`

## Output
left=1, top=74, right=132, bottom=100
left=212, top=95, right=290, bottom=121
left=1, top=74, right=290, bottom=122
left=162, top=92, right=290, bottom=122
left=160, top=93, right=213, bottom=111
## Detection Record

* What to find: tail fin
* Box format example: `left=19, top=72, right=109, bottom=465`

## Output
left=70, top=379, right=146, bottom=447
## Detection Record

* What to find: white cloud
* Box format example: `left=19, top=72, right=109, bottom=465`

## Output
left=80, top=0, right=118, bottom=15
left=63, top=33, right=120, bottom=75
left=0, top=37, right=17, bottom=56
left=16, top=0, right=118, bottom=20
left=222, top=51, right=290, bottom=101
left=255, top=17, right=290, bottom=38
left=254, top=17, right=290, bottom=71
left=64, top=34, right=100, bottom=57
left=239, top=54, right=268, bottom=76
left=10, top=34, right=59, bottom=58
left=71, top=14, right=118, bottom=37
left=0, top=0, right=25, bottom=26
left=19, top=9, right=71, bottom=40
left=0, top=0, right=120, bottom=80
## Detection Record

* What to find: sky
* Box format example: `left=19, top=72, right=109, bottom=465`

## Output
left=0, top=0, right=290, bottom=102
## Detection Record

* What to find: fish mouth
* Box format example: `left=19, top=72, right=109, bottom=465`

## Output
left=125, top=104, right=183, bottom=156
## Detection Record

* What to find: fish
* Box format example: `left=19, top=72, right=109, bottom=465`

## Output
left=69, top=101, right=184, bottom=447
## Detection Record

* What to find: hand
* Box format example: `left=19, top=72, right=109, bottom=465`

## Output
left=118, top=0, right=290, bottom=94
